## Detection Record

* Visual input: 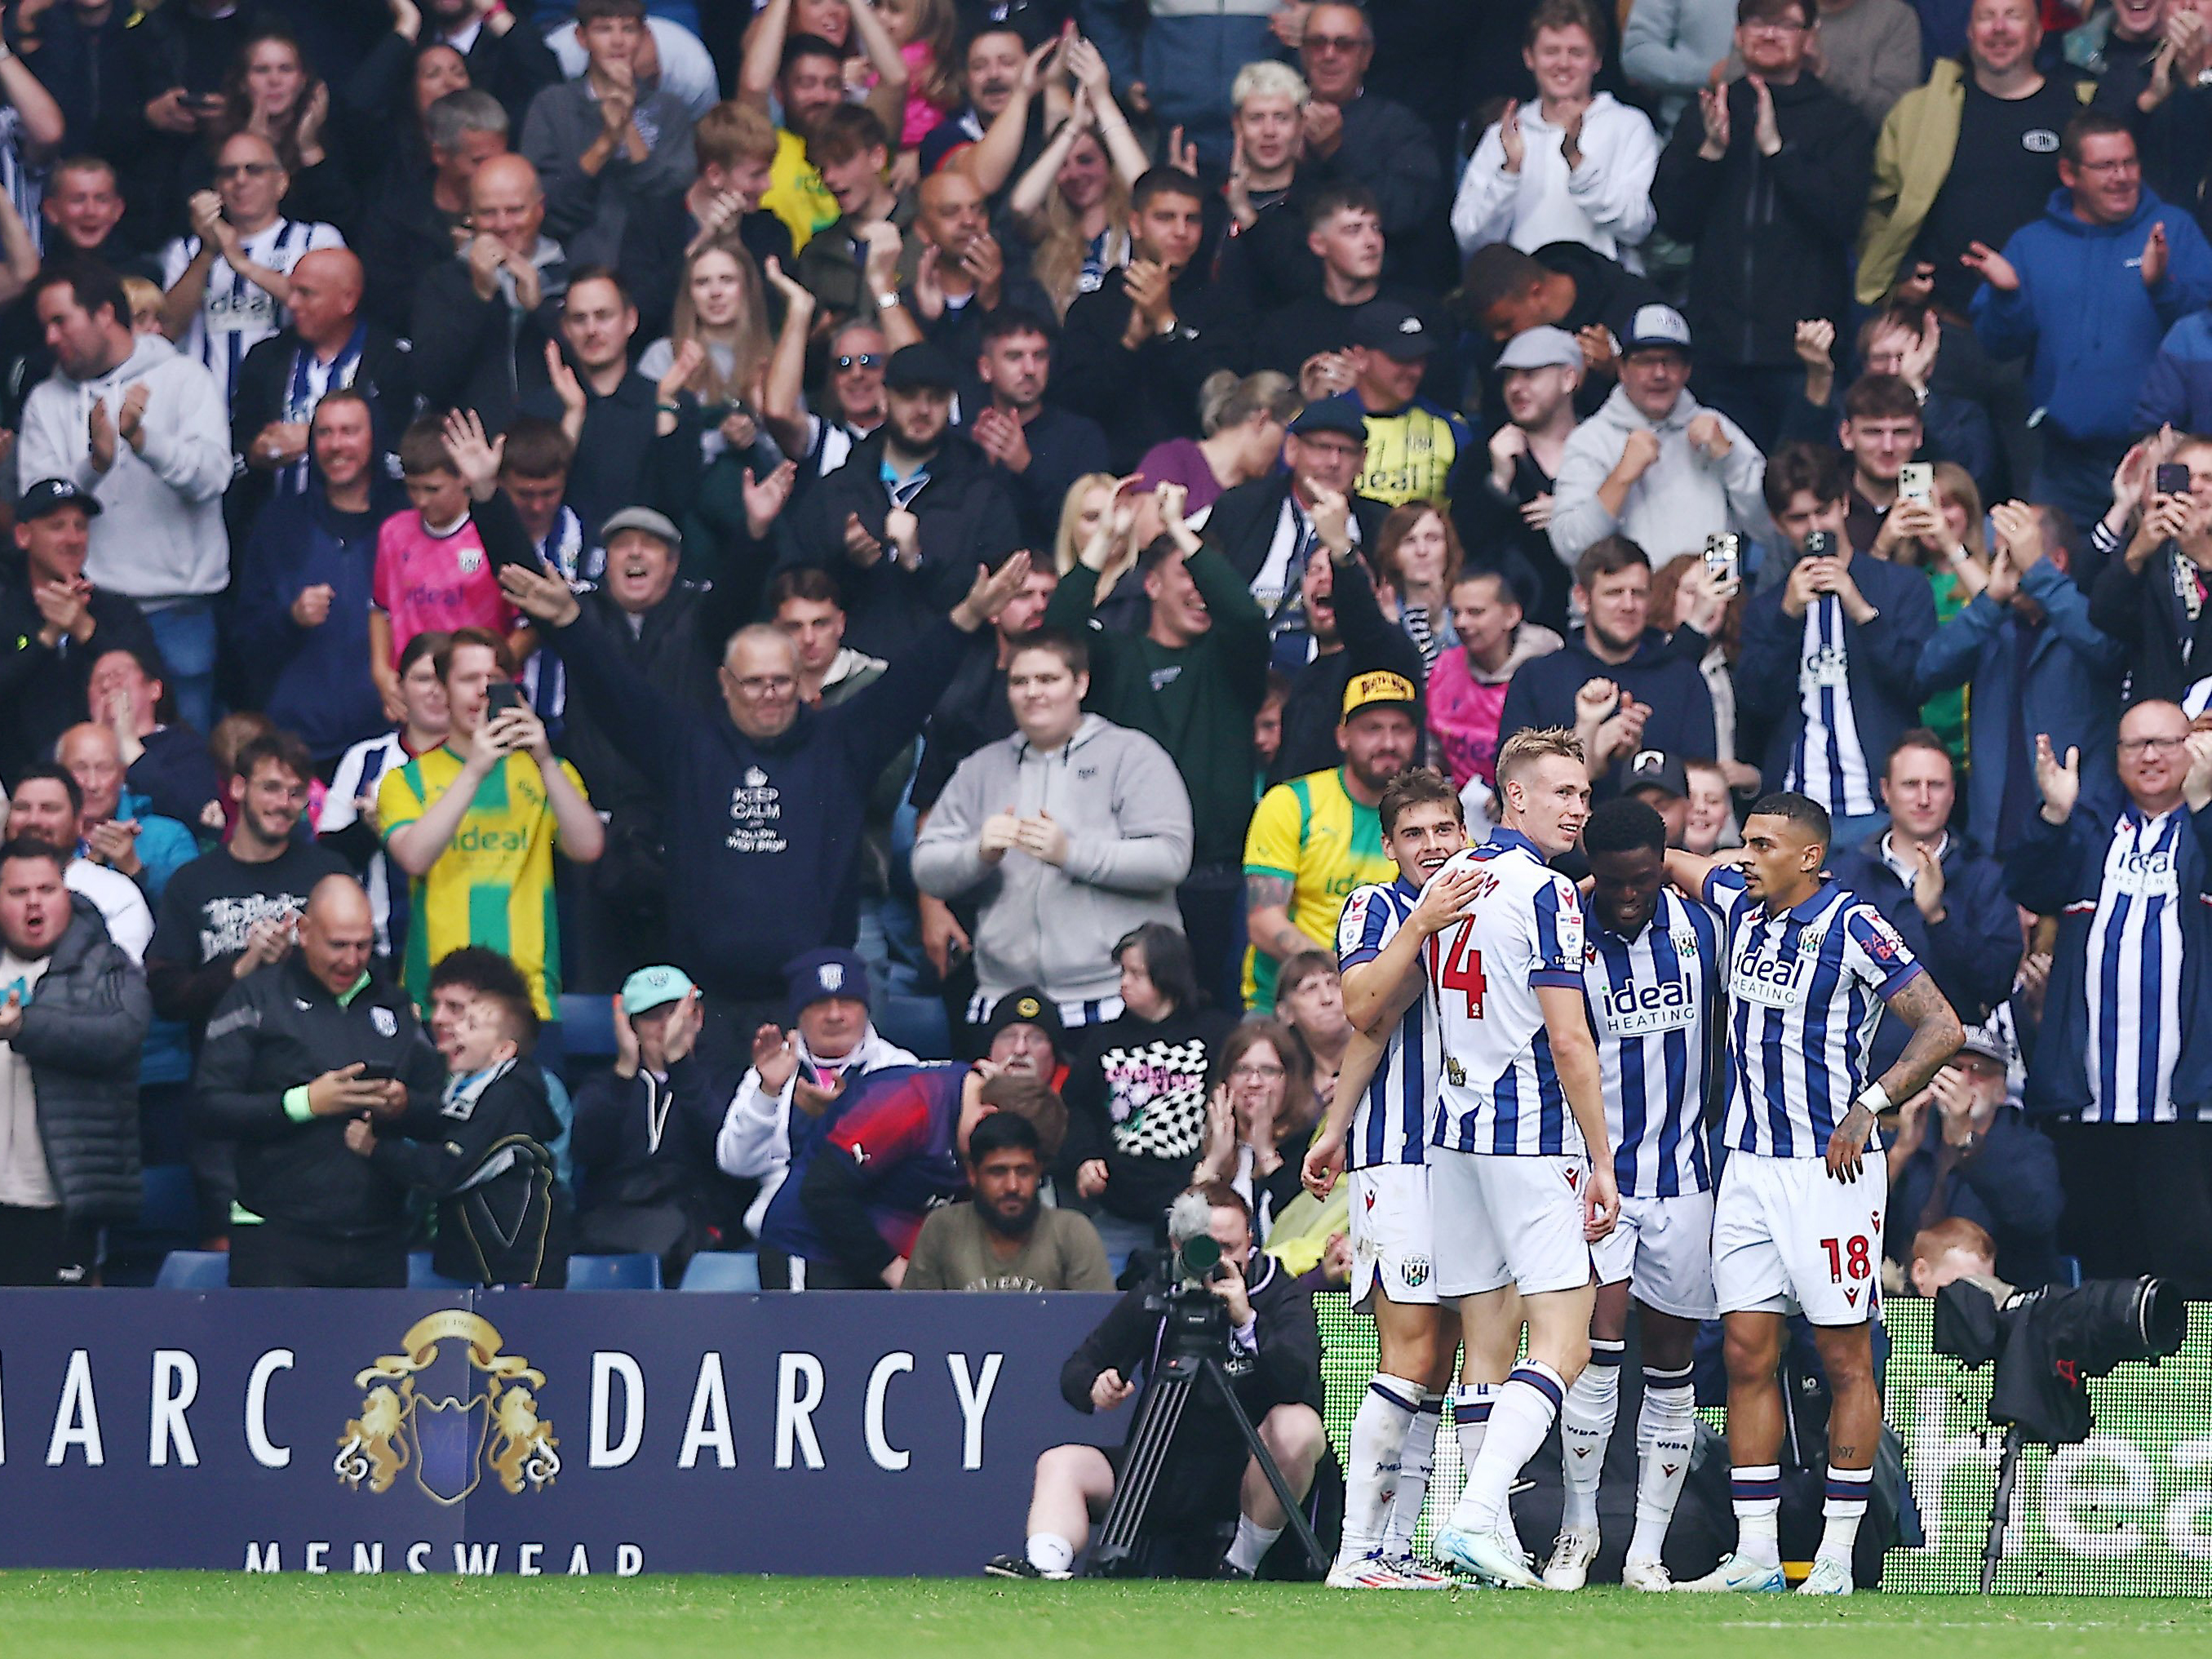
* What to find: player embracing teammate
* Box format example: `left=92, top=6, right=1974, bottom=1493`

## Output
left=1319, top=752, right=1960, bottom=1595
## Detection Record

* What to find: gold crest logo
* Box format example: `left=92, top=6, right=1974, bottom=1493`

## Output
left=335, top=1311, right=561, bottom=1506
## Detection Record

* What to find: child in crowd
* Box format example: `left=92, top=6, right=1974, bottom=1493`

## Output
left=346, top=978, right=570, bottom=1289
left=368, top=410, right=536, bottom=719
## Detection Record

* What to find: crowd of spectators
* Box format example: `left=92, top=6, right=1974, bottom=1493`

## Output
left=0, top=0, right=2209, bottom=1302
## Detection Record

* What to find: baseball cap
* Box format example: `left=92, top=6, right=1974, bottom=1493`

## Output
left=1496, top=325, right=1582, bottom=372
left=980, top=985, right=1066, bottom=1056
left=1350, top=299, right=1435, bottom=359
left=619, top=965, right=695, bottom=1018
left=599, top=505, right=682, bottom=551
left=1288, top=394, right=1370, bottom=441
left=884, top=342, right=959, bottom=392
left=1956, top=1015, right=2015, bottom=1068
left=1620, top=304, right=1692, bottom=357
left=16, top=478, right=102, bottom=522
left=1624, top=749, right=1688, bottom=801
left=784, top=947, right=871, bottom=1018
left=1341, top=670, right=1419, bottom=723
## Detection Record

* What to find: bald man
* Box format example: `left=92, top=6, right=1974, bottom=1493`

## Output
left=230, top=246, right=416, bottom=511
left=157, top=129, right=348, bottom=410
left=195, top=872, right=446, bottom=1287
left=411, top=152, right=570, bottom=428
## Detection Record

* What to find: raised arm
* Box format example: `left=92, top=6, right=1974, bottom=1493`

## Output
left=844, top=0, right=913, bottom=138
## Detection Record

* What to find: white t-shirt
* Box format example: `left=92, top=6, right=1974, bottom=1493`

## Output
left=0, top=950, right=56, bottom=1209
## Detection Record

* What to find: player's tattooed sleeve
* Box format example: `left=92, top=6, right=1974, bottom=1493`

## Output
left=1879, top=971, right=1964, bottom=1102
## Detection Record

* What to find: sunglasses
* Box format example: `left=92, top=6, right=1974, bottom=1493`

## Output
left=215, top=162, right=279, bottom=180
left=835, top=353, right=883, bottom=372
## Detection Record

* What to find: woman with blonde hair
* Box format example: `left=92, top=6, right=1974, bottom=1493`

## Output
left=639, top=237, right=775, bottom=461
left=1053, top=473, right=1155, bottom=633
left=1008, top=36, right=1148, bottom=318
left=1135, top=370, right=1298, bottom=512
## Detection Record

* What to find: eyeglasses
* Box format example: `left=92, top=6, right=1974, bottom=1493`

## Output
left=1303, top=33, right=1365, bottom=52
left=2118, top=735, right=2188, bottom=756
left=834, top=353, right=883, bottom=372
left=1230, top=1062, right=1286, bottom=1081
left=2072, top=157, right=2141, bottom=176
left=215, top=162, right=279, bottom=180
left=1742, top=19, right=1808, bottom=35
left=730, top=674, right=796, bottom=697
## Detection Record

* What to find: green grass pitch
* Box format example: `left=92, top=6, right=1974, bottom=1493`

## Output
left=0, top=1575, right=2206, bottom=1658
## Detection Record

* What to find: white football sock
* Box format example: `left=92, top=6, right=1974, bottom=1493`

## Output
left=1381, top=1393, right=1444, bottom=1557
left=1627, top=1365, right=1696, bottom=1564
left=1818, top=1464, right=1873, bottom=1573
left=1339, top=1375, right=1419, bottom=1563
left=1731, top=1464, right=1782, bottom=1568
left=1226, top=1515, right=1283, bottom=1575
left=1559, top=1340, right=1624, bottom=1533
left=1451, top=1382, right=1496, bottom=1490
left=1449, top=1362, right=1564, bottom=1537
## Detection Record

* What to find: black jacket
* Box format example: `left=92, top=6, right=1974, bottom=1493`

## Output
left=1061, top=1252, right=1323, bottom=1434
left=2087, top=545, right=2212, bottom=707
left=967, top=401, right=1112, bottom=551
left=9, top=897, right=150, bottom=1224
left=369, top=1058, right=570, bottom=1288
left=409, top=251, right=568, bottom=429
left=785, top=430, right=1022, bottom=658
left=570, top=1056, right=728, bottom=1215
left=1055, top=263, right=1252, bottom=471
left=1498, top=626, right=1721, bottom=783
left=1885, top=1103, right=2065, bottom=1289
left=1651, top=73, right=1872, bottom=370
left=229, top=323, right=416, bottom=506
left=1205, top=473, right=1392, bottom=598
left=0, top=577, right=160, bottom=787
left=193, top=955, right=446, bottom=1239
left=354, top=169, right=460, bottom=336
left=344, top=14, right=563, bottom=134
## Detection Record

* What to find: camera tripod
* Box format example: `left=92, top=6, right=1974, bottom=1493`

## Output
left=1086, top=1284, right=1328, bottom=1578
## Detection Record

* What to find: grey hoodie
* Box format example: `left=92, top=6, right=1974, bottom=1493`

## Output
left=912, top=713, right=1194, bottom=1008
left=17, top=333, right=232, bottom=602
left=1548, top=384, right=1771, bottom=569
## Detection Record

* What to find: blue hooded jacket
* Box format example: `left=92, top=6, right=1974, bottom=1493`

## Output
left=1972, top=185, right=2212, bottom=445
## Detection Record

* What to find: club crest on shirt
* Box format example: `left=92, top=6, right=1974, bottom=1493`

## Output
left=370, top=1006, right=397, bottom=1038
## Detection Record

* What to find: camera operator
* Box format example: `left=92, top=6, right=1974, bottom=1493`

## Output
left=986, top=1184, right=1328, bottom=1582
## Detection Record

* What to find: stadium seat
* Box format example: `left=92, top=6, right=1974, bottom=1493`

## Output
left=560, top=992, right=618, bottom=1059
left=153, top=1250, right=230, bottom=1289
left=680, top=1252, right=762, bottom=1291
left=565, top=1253, right=663, bottom=1290
left=409, top=1251, right=474, bottom=1290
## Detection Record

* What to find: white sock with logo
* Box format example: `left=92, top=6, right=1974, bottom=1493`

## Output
left=1628, top=1365, right=1697, bottom=1565
left=1558, top=1340, right=1624, bottom=1533
left=1380, top=1394, right=1445, bottom=1558
left=1339, top=1375, right=1419, bottom=1564
left=1450, top=1363, right=1565, bottom=1537
left=1026, top=1533, right=1075, bottom=1575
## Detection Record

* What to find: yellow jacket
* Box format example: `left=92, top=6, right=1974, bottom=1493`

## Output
left=1857, top=61, right=2091, bottom=307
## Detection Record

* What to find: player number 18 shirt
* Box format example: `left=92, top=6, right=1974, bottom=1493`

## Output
left=1704, top=868, right=1922, bottom=1160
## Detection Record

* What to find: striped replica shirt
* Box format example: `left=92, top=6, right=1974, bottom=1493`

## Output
left=1427, top=828, right=1588, bottom=1157
left=161, top=218, right=346, bottom=410
left=1335, top=878, right=1435, bottom=1169
left=1784, top=596, right=1877, bottom=818
left=2081, top=806, right=2187, bottom=1123
left=1705, top=868, right=1922, bottom=1159
left=1580, top=887, right=1722, bottom=1198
